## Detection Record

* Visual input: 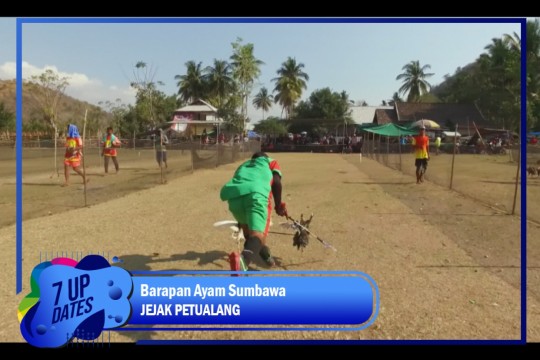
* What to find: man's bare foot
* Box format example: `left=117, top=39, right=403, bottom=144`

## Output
left=61, top=183, right=69, bottom=187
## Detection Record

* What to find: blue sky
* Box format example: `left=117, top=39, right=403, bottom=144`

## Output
left=0, top=18, right=523, bottom=122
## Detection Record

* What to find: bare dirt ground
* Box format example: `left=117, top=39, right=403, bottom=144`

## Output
left=0, top=150, right=538, bottom=342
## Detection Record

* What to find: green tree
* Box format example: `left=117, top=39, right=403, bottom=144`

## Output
left=0, top=102, right=15, bottom=140
left=396, top=60, right=434, bottom=102
left=26, top=69, right=70, bottom=176
left=482, top=37, right=521, bottom=130
left=175, top=60, right=206, bottom=104
left=295, top=88, right=352, bottom=120
left=387, top=92, right=404, bottom=107
left=272, top=57, right=309, bottom=119
left=203, top=59, right=236, bottom=109
left=22, top=117, right=48, bottom=133
left=130, top=61, right=168, bottom=131
left=0, top=103, right=16, bottom=140
left=254, top=116, right=288, bottom=142
left=293, top=87, right=352, bottom=135
left=521, top=20, right=540, bottom=130
left=121, top=105, right=139, bottom=139
left=230, top=38, right=264, bottom=132
left=432, top=29, right=523, bottom=132
left=252, top=87, right=273, bottom=121
left=99, top=99, right=128, bottom=136
left=513, top=19, right=540, bottom=129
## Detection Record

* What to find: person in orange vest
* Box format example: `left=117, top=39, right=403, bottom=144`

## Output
left=62, top=124, right=87, bottom=187
left=101, top=126, right=120, bottom=174
left=411, top=126, right=430, bottom=184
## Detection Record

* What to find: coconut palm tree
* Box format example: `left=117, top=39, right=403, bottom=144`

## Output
left=272, top=57, right=309, bottom=119
left=527, top=20, right=540, bottom=72
left=203, top=59, right=235, bottom=109
left=396, top=60, right=434, bottom=102
left=503, top=32, right=521, bottom=53
left=506, top=20, right=540, bottom=130
left=230, top=39, right=264, bottom=129
left=175, top=61, right=206, bottom=104
left=252, top=87, right=273, bottom=121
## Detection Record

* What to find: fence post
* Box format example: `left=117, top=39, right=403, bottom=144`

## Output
left=449, top=125, right=459, bottom=190
left=386, top=136, right=389, bottom=167
left=398, top=131, right=402, bottom=171
left=191, top=142, right=195, bottom=174
left=511, top=133, right=521, bottom=215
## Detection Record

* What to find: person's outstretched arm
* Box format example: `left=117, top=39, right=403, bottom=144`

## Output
left=272, top=173, right=287, bottom=216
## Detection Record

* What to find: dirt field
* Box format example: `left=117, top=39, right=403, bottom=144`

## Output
left=0, top=149, right=539, bottom=342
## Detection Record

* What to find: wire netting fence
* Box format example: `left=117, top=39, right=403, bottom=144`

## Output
left=2, top=135, right=536, bottom=223
left=359, top=133, right=528, bottom=221
left=0, top=138, right=261, bottom=227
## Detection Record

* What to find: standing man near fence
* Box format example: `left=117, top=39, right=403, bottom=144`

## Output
left=101, top=126, right=120, bottom=174
left=435, top=135, right=441, bottom=155
left=153, top=128, right=169, bottom=169
left=62, top=124, right=87, bottom=187
left=412, top=125, right=430, bottom=184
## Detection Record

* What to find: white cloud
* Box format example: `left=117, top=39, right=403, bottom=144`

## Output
left=0, top=61, right=136, bottom=107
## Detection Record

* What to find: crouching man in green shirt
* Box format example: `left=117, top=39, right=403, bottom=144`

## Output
left=220, top=151, right=288, bottom=272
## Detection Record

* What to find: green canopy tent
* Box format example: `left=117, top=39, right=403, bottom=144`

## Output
left=362, top=123, right=418, bottom=169
left=363, top=123, right=418, bottom=137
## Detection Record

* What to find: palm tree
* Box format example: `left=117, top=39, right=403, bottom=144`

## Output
left=484, top=38, right=511, bottom=68
left=507, top=20, right=540, bottom=130
left=203, top=59, right=235, bottom=109
left=175, top=61, right=206, bottom=104
left=272, top=57, right=309, bottom=119
left=230, top=39, right=264, bottom=130
left=503, top=31, right=521, bottom=53
left=252, top=87, right=273, bottom=121
left=511, top=19, right=540, bottom=62
left=396, top=60, right=434, bottom=102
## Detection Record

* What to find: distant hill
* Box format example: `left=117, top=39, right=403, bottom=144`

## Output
left=0, top=79, right=112, bottom=136
left=430, top=62, right=478, bottom=99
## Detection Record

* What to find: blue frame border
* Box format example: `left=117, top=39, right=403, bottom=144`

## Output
left=15, top=17, right=527, bottom=344
left=519, top=19, right=527, bottom=343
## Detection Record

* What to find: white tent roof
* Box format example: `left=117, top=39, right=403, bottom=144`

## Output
left=443, top=131, right=461, bottom=137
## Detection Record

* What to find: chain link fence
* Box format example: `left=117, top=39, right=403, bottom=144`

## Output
left=0, top=138, right=261, bottom=227
left=527, top=145, right=540, bottom=222
left=361, top=135, right=525, bottom=220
